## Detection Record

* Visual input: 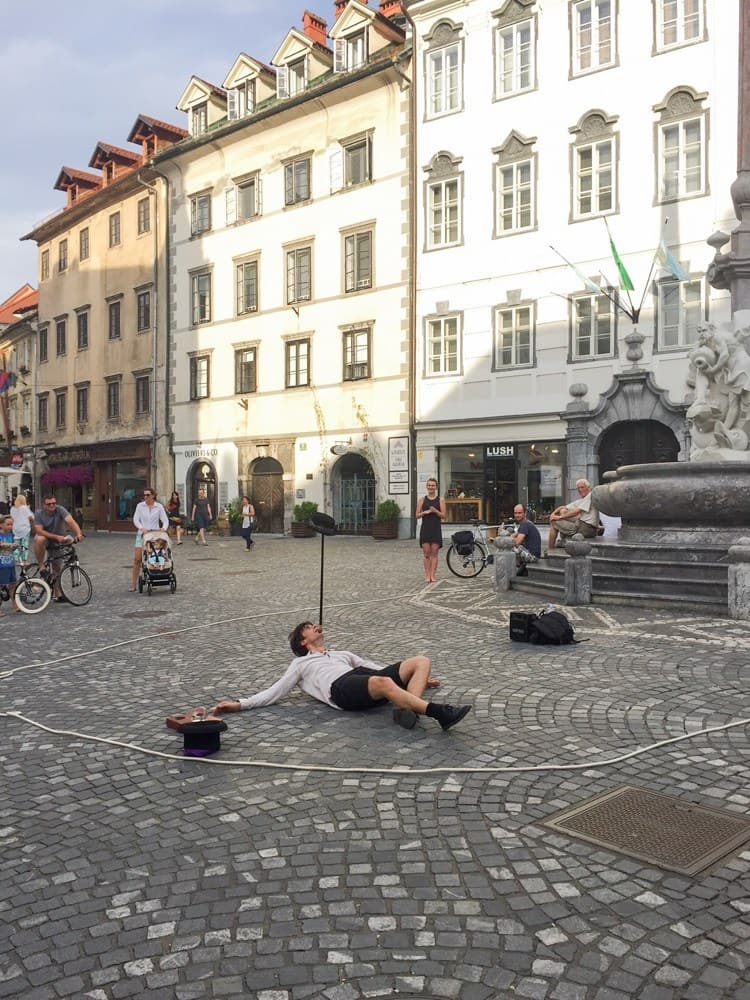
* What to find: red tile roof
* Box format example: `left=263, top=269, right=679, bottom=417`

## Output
left=54, top=166, right=102, bottom=192
left=0, top=285, right=38, bottom=325
left=89, top=142, right=142, bottom=169
left=127, top=114, right=189, bottom=144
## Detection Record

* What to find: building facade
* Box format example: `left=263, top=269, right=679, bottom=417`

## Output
left=22, top=116, right=187, bottom=529
left=408, top=0, right=737, bottom=526
left=0, top=284, right=38, bottom=503
left=154, top=0, right=413, bottom=533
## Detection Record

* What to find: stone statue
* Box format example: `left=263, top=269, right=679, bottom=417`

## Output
left=687, top=321, right=750, bottom=460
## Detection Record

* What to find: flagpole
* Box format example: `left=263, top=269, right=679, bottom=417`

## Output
left=549, top=245, right=632, bottom=320
left=604, top=217, right=637, bottom=319
left=634, top=217, right=671, bottom=321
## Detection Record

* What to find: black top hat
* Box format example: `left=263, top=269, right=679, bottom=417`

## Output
left=177, top=719, right=228, bottom=757
left=310, top=512, right=337, bottom=536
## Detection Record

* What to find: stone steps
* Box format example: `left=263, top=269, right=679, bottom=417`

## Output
left=513, top=542, right=729, bottom=614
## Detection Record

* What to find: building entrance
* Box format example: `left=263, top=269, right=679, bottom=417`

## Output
left=598, top=420, right=680, bottom=477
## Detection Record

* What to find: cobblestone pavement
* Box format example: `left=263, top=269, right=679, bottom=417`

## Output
left=1, top=533, right=749, bottom=1000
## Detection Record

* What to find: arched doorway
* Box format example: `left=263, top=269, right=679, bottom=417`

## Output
left=598, top=420, right=680, bottom=476
left=187, top=460, right=217, bottom=521
left=250, top=457, right=284, bottom=533
left=332, top=453, right=376, bottom=534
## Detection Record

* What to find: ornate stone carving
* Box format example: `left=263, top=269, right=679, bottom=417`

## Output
left=493, top=130, right=537, bottom=163
left=569, top=109, right=617, bottom=142
left=493, top=0, right=536, bottom=29
left=425, top=152, right=461, bottom=177
left=653, top=86, right=707, bottom=123
left=686, top=321, right=750, bottom=462
left=426, top=20, right=461, bottom=46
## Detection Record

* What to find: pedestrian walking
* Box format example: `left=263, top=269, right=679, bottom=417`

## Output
left=11, top=495, right=34, bottom=567
left=166, top=491, right=183, bottom=545
left=191, top=489, right=212, bottom=546
left=131, top=488, right=169, bottom=592
left=241, top=496, right=256, bottom=550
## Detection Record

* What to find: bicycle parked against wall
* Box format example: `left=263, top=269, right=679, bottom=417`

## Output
left=30, top=541, right=93, bottom=606
left=446, top=519, right=499, bottom=579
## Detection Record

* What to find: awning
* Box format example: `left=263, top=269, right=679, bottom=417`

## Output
left=41, top=464, right=94, bottom=487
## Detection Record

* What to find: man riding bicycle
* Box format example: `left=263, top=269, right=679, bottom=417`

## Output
left=33, top=494, right=84, bottom=601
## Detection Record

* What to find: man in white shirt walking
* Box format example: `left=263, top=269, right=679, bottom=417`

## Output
left=213, top=622, right=472, bottom=731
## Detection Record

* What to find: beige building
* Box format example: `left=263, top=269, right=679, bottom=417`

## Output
left=0, top=284, right=38, bottom=503
left=22, top=116, right=187, bottom=529
left=153, top=0, right=413, bottom=534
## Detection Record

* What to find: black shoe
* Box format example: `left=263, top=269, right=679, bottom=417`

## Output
left=54, top=595, right=69, bottom=603
left=434, top=704, right=471, bottom=731
left=393, top=707, right=417, bottom=730
left=517, top=565, right=528, bottom=577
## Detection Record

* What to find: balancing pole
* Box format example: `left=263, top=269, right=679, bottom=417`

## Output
left=309, top=512, right=337, bottom=627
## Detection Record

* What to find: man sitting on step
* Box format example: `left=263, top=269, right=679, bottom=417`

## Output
left=547, top=479, right=599, bottom=552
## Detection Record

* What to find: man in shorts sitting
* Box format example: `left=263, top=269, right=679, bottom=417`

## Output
left=212, top=622, right=471, bottom=732
left=547, top=478, right=599, bottom=552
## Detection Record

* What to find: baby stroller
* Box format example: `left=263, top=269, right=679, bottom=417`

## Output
left=139, top=529, right=177, bottom=596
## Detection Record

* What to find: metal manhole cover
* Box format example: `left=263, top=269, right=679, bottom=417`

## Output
left=543, top=785, right=750, bottom=875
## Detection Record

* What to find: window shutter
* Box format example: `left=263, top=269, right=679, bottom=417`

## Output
left=246, top=79, right=256, bottom=113
left=276, top=66, right=288, bottom=98
left=225, top=186, right=237, bottom=225
left=256, top=177, right=263, bottom=215
left=365, top=135, right=372, bottom=181
left=329, top=146, right=344, bottom=193
left=227, top=89, right=238, bottom=120
left=334, top=38, right=346, bottom=72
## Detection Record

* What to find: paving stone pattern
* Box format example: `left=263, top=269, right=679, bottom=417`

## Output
left=1, top=534, right=749, bottom=999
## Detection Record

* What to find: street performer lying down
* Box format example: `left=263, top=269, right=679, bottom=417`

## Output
left=212, top=621, right=472, bottom=731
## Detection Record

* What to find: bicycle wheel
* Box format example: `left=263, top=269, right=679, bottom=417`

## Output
left=447, top=542, right=487, bottom=578
left=14, top=577, right=52, bottom=614
left=58, top=564, right=93, bottom=606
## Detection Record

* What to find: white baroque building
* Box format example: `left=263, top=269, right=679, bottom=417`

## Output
left=408, top=0, right=737, bottom=527
left=153, top=1, right=413, bottom=534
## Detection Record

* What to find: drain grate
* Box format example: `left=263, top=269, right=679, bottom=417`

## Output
left=543, top=785, right=750, bottom=875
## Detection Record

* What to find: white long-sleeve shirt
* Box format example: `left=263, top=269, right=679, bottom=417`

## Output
left=238, top=649, right=384, bottom=711
left=133, top=500, right=169, bottom=532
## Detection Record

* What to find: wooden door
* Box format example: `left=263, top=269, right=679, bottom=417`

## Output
left=598, top=420, right=679, bottom=476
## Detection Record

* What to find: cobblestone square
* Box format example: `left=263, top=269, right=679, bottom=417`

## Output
left=1, top=533, right=749, bottom=999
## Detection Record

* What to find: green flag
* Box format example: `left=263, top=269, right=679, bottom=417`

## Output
left=608, top=233, right=634, bottom=291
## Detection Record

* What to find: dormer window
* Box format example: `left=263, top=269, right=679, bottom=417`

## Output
left=335, top=30, right=368, bottom=71
left=191, top=103, right=208, bottom=137
left=278, top=57, right=308, bottom=98
left=288, top=57, right=306, bottom=95
left=228, top=79, right=257, bottom=120
left=103, top=162, right=115, bottom=184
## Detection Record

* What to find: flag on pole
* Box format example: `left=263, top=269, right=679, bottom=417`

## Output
left=549, top=246, right=603, bottom=295
left=655, top=239, right=689, bottom=281
left=0, top=370, right=16, bottom=394
left=608, top=230, right=634, bottom=291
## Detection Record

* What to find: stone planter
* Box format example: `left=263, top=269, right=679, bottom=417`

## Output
left=290, top=521, right=315, bottom=538
left=371, top=521, right=398, bottom=540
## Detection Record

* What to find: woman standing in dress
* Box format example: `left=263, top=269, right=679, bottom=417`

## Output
left=416, top=478, right=445, bottom=583
left=240, top=496, right=256, bottom=550
left=191, top=488, right=212, bottom=546
left=166, top=491, right=183, bottom=545
left=11, top=495, right=34, bottom=567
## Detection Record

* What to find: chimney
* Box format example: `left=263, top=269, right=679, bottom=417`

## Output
left=302, top=10, right=328, bottom=46
left=335, top=0, right=366, bottom=19
left=379, top=0, right=401, bottom=17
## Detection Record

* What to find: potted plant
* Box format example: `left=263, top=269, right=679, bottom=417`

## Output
left=227, top=497, right=244, bottom=536
left=371, top=499, right=401, bottom=540
left=291, top=500, right=318, bottom=538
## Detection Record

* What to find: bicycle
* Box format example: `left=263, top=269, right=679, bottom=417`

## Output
left=0, top=556, right=53, bottom=615
left=446, top=519, right=500, bottom=578
left=30, top=541, right=93, bottom=606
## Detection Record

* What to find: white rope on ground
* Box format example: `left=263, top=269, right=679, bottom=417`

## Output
left=0, top=593, right=415, bottom=680
left=0, top=710, right=747, bottom=776
left=1, top=588, right=748, bottom=776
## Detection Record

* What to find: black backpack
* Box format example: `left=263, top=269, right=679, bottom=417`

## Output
left=451, top=530, right=475, bottom=555
left=529, top=610, right=578, bottom=645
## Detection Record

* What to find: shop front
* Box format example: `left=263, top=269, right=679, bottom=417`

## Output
left=437, top=440, right=567, bottom=527
left=42, top=441, right=152, bottom=531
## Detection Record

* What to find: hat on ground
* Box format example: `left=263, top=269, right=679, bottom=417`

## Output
left=176, top=719, right=228, bottom=757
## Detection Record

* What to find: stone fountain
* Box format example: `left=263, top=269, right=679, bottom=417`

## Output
left=591, top=3, right=750, bottom=616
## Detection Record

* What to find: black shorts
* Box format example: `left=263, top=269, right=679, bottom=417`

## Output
left=329, top=662, right=405, bottom=711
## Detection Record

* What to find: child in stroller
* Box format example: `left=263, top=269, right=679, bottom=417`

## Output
left=139, top=529, right=177, bottom=595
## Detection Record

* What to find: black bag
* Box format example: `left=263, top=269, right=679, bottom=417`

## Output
left=451, top=530, right=475, bottom=555
left=509, top=611, right=537, bottom=642
left=529, top=610, right=577, bottom=645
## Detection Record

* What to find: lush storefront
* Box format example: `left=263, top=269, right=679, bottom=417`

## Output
left=437, top=441, right=567, bottom=525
